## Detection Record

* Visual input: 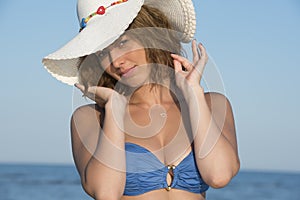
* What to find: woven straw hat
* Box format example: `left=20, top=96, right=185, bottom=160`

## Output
left=42, top=0, right=196, bottom=85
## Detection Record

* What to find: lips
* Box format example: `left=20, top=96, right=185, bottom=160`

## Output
left=121, top=66, right=136, bottom=78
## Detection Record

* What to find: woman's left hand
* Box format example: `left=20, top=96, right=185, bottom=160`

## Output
left=171, top=40, right=208, bottom=91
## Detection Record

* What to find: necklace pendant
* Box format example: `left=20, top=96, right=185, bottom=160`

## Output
left=160, top=113, right=167, bottom=118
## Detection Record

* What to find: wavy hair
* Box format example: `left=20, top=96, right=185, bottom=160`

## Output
left=78, top=5, right=183, bottom=95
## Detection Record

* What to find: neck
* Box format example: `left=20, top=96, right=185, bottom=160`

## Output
left=128, top=83, right=177, bottom=108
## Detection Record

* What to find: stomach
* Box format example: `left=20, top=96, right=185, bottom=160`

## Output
left=121, top=189, right=206, bottom=200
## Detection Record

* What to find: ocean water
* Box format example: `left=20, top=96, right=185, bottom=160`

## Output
left=0, top=163, right=299, bottom=200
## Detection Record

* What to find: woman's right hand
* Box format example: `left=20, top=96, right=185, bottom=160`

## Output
left=75, top=83, right=128, bottom=129
left=74, top=83, right=122, bottom=107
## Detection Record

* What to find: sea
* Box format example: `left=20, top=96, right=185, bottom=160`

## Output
left=0, top=163, right=299, bottom=200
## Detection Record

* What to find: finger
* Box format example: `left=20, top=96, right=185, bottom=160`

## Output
left=87, top=86, right=113, bottom=101
left=198, top=43, right=208, bottom=64
left=173, top=60, right=187, bottom=86
left=171, top=54, right=193, bottom=71
left=74, top=84, right=96, bottom=101
left=86, top=85, right=97, bottom=94
left=85, top=86, right=101, bottom=101
left=173, top=59, right=182, bottom=73
left=74, top=83, right=85, bottom=92
left=192, top=43, right=208, bottom=75
left=192, top=40, right=200, bottom=64
left=74, top=83, right=90, bottom=98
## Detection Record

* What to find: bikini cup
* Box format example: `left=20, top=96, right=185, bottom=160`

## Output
left=124, top=142, right=209, bottom=196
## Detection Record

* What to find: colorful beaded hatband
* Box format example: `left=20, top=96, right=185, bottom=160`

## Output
left=80, top=0, right=128, bottom=31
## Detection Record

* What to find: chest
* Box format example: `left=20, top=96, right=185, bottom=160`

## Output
left=123, top=104, right=192, bottom=165
left=126, top=104, right=180, bottom=134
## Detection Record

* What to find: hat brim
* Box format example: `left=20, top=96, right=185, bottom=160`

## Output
left=43, top=0, right=143, bottom=85
left=43, top=0, right=196, bottom=85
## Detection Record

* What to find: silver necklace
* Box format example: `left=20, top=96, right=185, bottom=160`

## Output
left=160, top=112, right=167, bottom=118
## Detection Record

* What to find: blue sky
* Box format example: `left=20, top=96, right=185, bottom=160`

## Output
left=0, top=0, right=299, bottom=172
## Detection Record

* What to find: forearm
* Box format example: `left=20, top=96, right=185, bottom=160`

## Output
left=185, top=86, right=239, bottom=188
left=84, top=102, right=126, bottom=199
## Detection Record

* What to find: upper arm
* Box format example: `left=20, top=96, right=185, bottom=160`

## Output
left=70, top=104, right=103, bottom=181
left=71, top=104, right=127, bottom=199
left=204, top=92, right=238, bottom=153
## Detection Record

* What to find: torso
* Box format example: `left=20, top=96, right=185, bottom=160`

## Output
left=121, top=101, right=206, bottom=199
left=124, top=102, right=190, bottom=163
left=88, top=90, right=213, bottom=199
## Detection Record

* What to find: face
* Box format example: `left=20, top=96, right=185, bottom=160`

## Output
left=96, top=35, right=151, bottom=87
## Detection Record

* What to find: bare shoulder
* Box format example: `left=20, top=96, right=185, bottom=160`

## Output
left=204, top=92, right=235, bottom=131
left=71, top=104, right=105, bottom=130
left=204, top=92, right=237, bottom=150
left=204, top=92, right=234, bottom=118
left=204, top=92, right=232, bottom=108
left=72, top=104, right=103, bottom=117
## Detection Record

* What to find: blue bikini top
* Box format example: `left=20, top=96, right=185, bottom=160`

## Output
left=124, top=142, right=209, bottom=196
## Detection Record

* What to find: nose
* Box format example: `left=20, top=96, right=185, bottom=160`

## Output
left=109, top=48, right=126, bottom=69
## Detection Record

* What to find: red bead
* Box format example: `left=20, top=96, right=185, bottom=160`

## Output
left=96, top=6, right=106, bottom=15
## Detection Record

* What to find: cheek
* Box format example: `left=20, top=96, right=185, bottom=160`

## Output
left=138, top=50, right=147, bottom=64
left=103, top=65, right=121, bottom=81
left=100, top=59, right=113, bottom=75
left=127, top=49, right=147, bottom=64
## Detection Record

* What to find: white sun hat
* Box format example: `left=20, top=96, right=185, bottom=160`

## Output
left=42, top=0, right=196, bottom=85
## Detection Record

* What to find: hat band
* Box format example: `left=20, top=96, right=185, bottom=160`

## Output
left=80, top=0, right=129, bottom=32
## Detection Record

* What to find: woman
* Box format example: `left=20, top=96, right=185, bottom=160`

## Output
left=43, top=0, right=240, bottom=199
